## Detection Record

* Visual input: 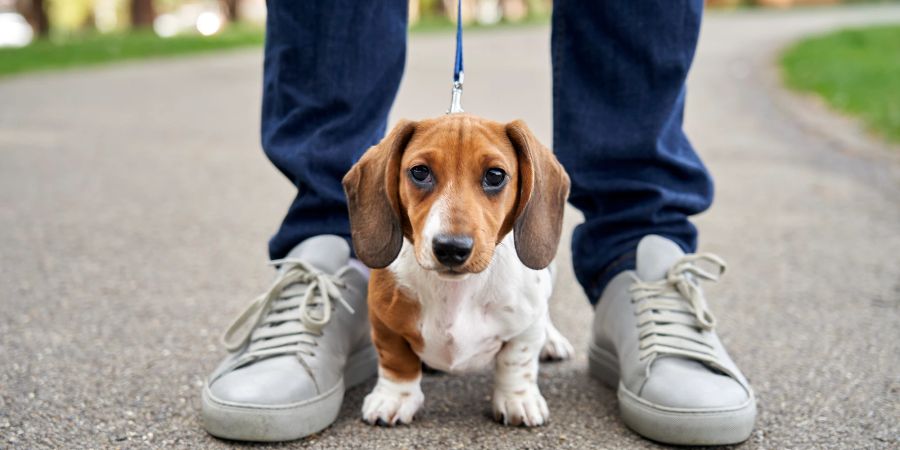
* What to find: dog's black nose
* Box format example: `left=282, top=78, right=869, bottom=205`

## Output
left=432, top=235, right=473, bottom=267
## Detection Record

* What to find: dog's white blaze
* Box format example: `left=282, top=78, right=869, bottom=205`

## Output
left=418, top=194, right=449, bottom=266
left=390, top=234, right=555, bottom=373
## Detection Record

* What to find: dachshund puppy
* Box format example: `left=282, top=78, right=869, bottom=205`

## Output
left=343, top=114, right=573, bottom=427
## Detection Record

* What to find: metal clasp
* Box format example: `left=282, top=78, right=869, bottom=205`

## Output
left=447, top=72, right=464, bottom=114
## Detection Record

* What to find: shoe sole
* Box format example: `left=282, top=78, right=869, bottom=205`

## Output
left=588, top=342, right=756, bottom=446
left=201, top=345, right=379, bottom=442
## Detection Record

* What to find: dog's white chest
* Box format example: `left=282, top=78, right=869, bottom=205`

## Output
left=417, top=291, right=510, bottom=372
left=390, top=237, right=551, bottom=373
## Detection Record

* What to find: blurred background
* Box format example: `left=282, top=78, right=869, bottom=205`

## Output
left=0, top=0, right=892, bottom=41
left=2, top=0, right=898, bottom=145
left=0, top=0, right=889, bottom=45
left=0, top=0, right=889, bottom=41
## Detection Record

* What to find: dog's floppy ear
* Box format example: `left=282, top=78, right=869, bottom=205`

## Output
left=342, top=120, right=417, bottom=268
left=506, top=120, right=570, bottom=270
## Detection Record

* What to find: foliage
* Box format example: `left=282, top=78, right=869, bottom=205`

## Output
left=781, top=24, right=900, bottom=143
left=47, top=0, right=94, bottom=31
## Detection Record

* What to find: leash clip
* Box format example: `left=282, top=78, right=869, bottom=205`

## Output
left=448, top=72, right=464, bottom=114
left=447, top=0, right=464, bottom=114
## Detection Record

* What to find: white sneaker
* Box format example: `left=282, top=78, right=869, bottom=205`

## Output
left=589, top=235, right=756, bottom=445
left=201, top=235, right=377, bottom=442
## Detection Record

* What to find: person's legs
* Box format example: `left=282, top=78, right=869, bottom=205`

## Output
left=552, top=0, right=713, bottom=300
left=263, top=0, right=408, bottom=260
left=553, top=2, right=756, bottom=445
left=202, top=1, right=407, bottom=442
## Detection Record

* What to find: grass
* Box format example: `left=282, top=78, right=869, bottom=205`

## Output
left=0, top=13, right=551, bottom=79
left=0, top=25, right=265, bottom=78
left=781, top=24, right=900, bottom=143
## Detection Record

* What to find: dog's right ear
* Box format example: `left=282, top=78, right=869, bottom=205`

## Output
left=342, top=120, right=417, bottom=268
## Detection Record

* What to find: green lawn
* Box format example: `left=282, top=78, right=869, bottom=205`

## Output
left=0, top=25, right=265, bottom=78
left=0, top=14, right=549, bottom=79
left=781, top=25, right=900, bottom=144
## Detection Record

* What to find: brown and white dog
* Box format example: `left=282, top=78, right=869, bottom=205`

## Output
left=342, top=114, right=573, bottom=427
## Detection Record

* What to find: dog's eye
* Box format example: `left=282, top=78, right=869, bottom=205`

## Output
left=483, top=168, right=507, bottom=190
left=409, top=165, right=432, bottom=184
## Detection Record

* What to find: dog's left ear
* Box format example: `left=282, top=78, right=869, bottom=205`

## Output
left=506, top=120, right=570, bottom=270
left=343, top=120, right=417, bottom=268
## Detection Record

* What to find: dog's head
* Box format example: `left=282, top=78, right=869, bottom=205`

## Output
left=343, top=114, right=569, bottom=278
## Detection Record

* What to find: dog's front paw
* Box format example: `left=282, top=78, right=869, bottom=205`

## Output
left=361, top=377, right=424, bottom=426
left=492, top=386, right=549, bottom=427
left=540, top=324, right=574, bottom=361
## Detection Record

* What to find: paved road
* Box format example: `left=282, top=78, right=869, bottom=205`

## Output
left=2, top=5, right=899, bottom=449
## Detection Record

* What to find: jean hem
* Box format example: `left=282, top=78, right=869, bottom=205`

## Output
left=586, top=249, right=636, bottom=303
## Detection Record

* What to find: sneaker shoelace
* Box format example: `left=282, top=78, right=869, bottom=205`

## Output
left=219, top=259, right=355, bottom=371
left=629, top=253, right=727, bottom=367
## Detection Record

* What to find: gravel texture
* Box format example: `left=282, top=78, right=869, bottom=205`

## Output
left=2, top=5, right=899, bottom=449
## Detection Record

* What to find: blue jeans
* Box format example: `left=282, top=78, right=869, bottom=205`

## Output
left=262, top=0, right=712, bottom=301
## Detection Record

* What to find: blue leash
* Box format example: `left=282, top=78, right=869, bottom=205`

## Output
left=448, top=0, right=464, bottom=113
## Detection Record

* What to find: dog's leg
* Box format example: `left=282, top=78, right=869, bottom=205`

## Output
left=540, top=316, right=574, bottom=361
left=361, top=314, right=424, bottom=426
left=492, top=318, right=549, bottom=427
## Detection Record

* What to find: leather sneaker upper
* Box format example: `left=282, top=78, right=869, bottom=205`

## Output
left=592, top=235, right=753, bottom=410
left=206, top=235, right=370, bottom=406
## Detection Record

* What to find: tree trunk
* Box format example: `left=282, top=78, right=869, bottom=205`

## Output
left=17, top=0, right=50, bottom=37
left=130, top=0, right=156, bottom=28
left=220, top=0, right=240, bottom=22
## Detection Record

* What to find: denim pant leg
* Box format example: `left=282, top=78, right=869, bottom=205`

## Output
left=262, top=0, right=408, bottom=259
left=552, top=1, right=714, bottom=301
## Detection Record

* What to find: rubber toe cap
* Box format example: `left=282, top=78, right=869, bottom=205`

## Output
left=209, top=356, right=318, bottom=406
left=640, top=358, right=749, bottom=410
